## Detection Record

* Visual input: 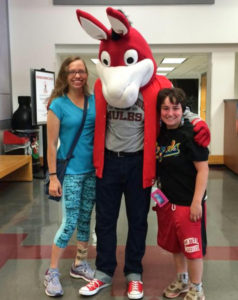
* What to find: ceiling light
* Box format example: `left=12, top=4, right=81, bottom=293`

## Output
left=91, top=58, right=99, bottom=64
left=162, top=58, right=186, bottom=64
left=156, top=72, right=168, bottom=76
left=157, top=67, right=175, bottom=72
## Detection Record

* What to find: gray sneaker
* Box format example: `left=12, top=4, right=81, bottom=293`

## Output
left=44, top=269, right=64, bottom=297
left=70, top=261, right=95, bottom=282
left=163, top=279, right=189, bottom=298
left=184, top=286, right=205, bottom=300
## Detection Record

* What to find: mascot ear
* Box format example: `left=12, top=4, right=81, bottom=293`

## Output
left=106, top=7, right=130, bottom=36
left=76, top=9, right=109, bottom=40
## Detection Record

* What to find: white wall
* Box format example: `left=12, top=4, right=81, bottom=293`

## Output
left=8, top=0, right=238, bottom=156
left=0, top=0, right=12, bottom=153
left=210, top=51, right=236, bottom=155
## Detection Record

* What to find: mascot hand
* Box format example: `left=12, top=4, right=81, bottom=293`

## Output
left=192, top=119, right=210, bottom=147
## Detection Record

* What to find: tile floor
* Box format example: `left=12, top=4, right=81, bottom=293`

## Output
left=0, top=165, right=238, bottom=300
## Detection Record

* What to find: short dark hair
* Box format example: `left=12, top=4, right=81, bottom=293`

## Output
left=157, top=87, right=187, bottom=113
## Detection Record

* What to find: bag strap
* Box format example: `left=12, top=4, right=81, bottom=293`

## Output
left=65, top=96, right=88, bottom=161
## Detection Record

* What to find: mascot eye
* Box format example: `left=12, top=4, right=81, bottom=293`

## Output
left=124, top=49, right=138, bottom=66
left=100, top=51, right=111, bottom=67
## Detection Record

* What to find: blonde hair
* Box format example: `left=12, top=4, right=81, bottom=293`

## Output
left=47, top=56, right=90, bottom=107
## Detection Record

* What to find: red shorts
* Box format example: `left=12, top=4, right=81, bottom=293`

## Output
left=153, top=202, right=207, bottom=259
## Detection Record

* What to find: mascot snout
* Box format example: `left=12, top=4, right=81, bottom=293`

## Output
left=96, top=59, right=154, bottom=108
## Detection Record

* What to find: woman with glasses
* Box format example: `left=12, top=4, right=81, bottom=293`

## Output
left=44, top=56, right=96, bottom=297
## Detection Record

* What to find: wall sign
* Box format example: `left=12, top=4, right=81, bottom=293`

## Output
left=31, top=69, right=55, bottom=125
left=54, top=0, right=214, bottom=5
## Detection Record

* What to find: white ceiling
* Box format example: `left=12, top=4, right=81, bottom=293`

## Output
left=156, top=53, right=209, bottom=78
left=58, top=49, right=209, bottom=84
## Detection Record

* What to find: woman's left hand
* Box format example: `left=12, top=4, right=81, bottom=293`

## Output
left=190, top=202, right=202, bottom=222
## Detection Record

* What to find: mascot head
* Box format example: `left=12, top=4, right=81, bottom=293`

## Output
left=76, top=7, right=157, bottom=108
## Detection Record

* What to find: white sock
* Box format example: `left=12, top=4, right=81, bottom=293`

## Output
left=191, top=282, right=202, bottom=292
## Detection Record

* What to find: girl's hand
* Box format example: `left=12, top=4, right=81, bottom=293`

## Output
left=190, top=202, right=202, bottom=222
left=49, top=176, right=62, bottom=197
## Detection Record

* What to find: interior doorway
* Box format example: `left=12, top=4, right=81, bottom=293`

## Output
left=171, top=78, right=199, bottom=114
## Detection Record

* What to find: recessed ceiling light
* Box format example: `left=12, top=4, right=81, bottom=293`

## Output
left=91, top=58, right=99, bottom=64
left=162, top=58, right=186, bottom=64
left=157, top=67, right=175, bottom=72
left=156, top=72, right=168, bottom=76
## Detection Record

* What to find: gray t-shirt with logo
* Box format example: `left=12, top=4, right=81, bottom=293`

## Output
left=105, top=94, right=144, bottom=152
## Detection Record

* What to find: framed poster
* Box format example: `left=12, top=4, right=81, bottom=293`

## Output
left=31, top=69, right=55, bottom=125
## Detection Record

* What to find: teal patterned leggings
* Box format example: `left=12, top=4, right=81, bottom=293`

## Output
left=54, top=172, right=96, bottom=248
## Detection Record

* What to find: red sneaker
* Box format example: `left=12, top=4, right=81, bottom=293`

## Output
left=127, top=280, right=144, bottom=299
left=79, top=278, right=110, bottom=296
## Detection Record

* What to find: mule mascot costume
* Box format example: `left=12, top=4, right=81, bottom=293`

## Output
left=76, top=7, right=210, bottom=299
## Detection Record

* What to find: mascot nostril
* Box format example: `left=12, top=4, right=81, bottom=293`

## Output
left=76, top=7, right=210, bottom=298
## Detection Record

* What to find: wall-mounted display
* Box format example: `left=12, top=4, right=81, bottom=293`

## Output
left=31, top=69, right=55, bottom=125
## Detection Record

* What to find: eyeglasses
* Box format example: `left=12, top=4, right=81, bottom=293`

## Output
left=67, top=70, right=87, bottom=76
